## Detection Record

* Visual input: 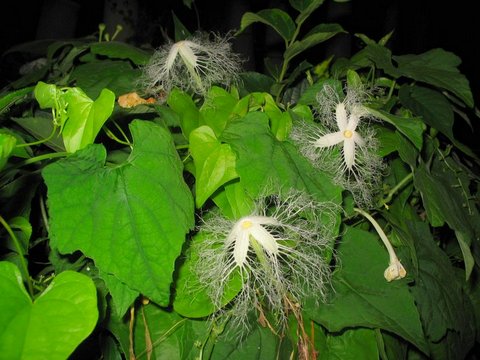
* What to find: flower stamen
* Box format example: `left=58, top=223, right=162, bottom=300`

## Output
left=343, top=130, right=353, bottom=138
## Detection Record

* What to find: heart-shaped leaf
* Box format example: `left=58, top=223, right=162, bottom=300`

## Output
left=0, top=261, right=98, bottom=360
left=43, top=120, right=194, bottom=306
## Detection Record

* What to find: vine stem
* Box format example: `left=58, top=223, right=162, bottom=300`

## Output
left=0, top=214, right=34, bottom=297
left=15, top=125, right=58, bottom=148
left=380, top=172, right=414, bottom=207
left=16, top=152, right=69, bottom=168
left=275, top=16, right=307, bottom=102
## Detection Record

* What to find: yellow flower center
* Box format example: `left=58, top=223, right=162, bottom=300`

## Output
left=343, top=130, right=353, bottom=138
left=241, top=220, right=253, bottom=229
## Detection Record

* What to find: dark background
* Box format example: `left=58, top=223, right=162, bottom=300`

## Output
left=1, top=0, right=478, bottom=116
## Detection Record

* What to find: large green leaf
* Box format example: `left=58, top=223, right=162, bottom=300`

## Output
left=221, top=112, right=341, bottom=204
left=405, top=221, right=476, bottom=359
left=394, top=49, right=473, bottom=107
left=189, top=126, right=238, bottom=207
left=238, top=9, right=296, bottom=42
left=90, top=41, right=150, bottom=65
left=308, top=227, right=428, bottom=354
left=0, top=261, right=98, bottom=360
left=43, top=120, right=194, bottom=305
left=284, top=23, right=345, bottom=63
left=70, top=60, right=140, bottom=99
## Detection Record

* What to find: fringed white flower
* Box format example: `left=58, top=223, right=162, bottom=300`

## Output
left=139, top=33, right=242, bottom=96
left=291, top=85, right=384, bottom=208
left=314, top=101, right=365, bottom=171
left=194, top=190, right=337, bottom=332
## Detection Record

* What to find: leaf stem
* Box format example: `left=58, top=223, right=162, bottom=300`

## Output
left=0, top=214, right=34, bottom=297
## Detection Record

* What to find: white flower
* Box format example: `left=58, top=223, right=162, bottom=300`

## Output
left=291, top=85, right=384, bottom=208
left=314, top=102, right=365, bottom=170
left=194, top=190, right=337, bottom=331
left=139, top=33, right=242, bottom=96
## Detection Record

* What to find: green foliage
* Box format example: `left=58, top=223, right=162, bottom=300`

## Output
left=0, top=1, right=479, bottom=359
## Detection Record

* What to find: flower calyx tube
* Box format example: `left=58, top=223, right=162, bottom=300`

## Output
left=354, top=207, right=406, bottom=282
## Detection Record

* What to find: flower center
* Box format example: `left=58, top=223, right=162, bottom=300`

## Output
left=241, top=220, right=253, bottom=229
left=343, top=130, right=353, bottom=138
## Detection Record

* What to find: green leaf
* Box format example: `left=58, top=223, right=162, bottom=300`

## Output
left=200, top=87, right=238, bottom=136
left=34, top=81, right=59, bottom=109
left=212, top=180, right=255, bottom=219
left=399, top=85, right=474, bottom=157
left=167, top=89, right=200, bottom=138
left=0, top=261, right=98, bottom=360
left=366, top=107, right=425, bottom=150
left=405, top=221, right=476, bottom=358
left=395, top=131, right=418, bottom=168
left=174, top=231, right=243, bottom=318
left=284, top=23, right=345, bottom=63
left=413, top=155, right=480, bottom=279
left=375, top=125, right=398, bottom=157
left=221, top=112, right=342, bottom=204
left=0, top=132, right=16, bottom=170
left=263, top=93, right=292, bottom=141
left=43, top=120, right=194, bottom=306
left=289, top=0, right=325, bottom=24
left=238, top=9, right=296, bottom=42
left=189, top=126, right=239, bottom=207
left=101, top=271, right=139, bottom=318
left=289, top=103, right=314, bottom=123
left=323, top=328, right=379, bottom=360
left=394, top=49, right=473, bottom=107
left=308, top=227, right=428, bottom=354
left=70, top=60, right=139, bottom=99
left=210, top=323, right=278, bottom=360
left=350, top=43, right=400, bottom=77
left=172, top=11, right=192, bottom=41
left=62, top=87, right=115, bottom=153
left=90, top=41, right=150, bottom=65
left=414, top=159, right=477, bottom=234
left=238, top=72, right=275, bottom=95
left=297, top=78, right=343, bottom=106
